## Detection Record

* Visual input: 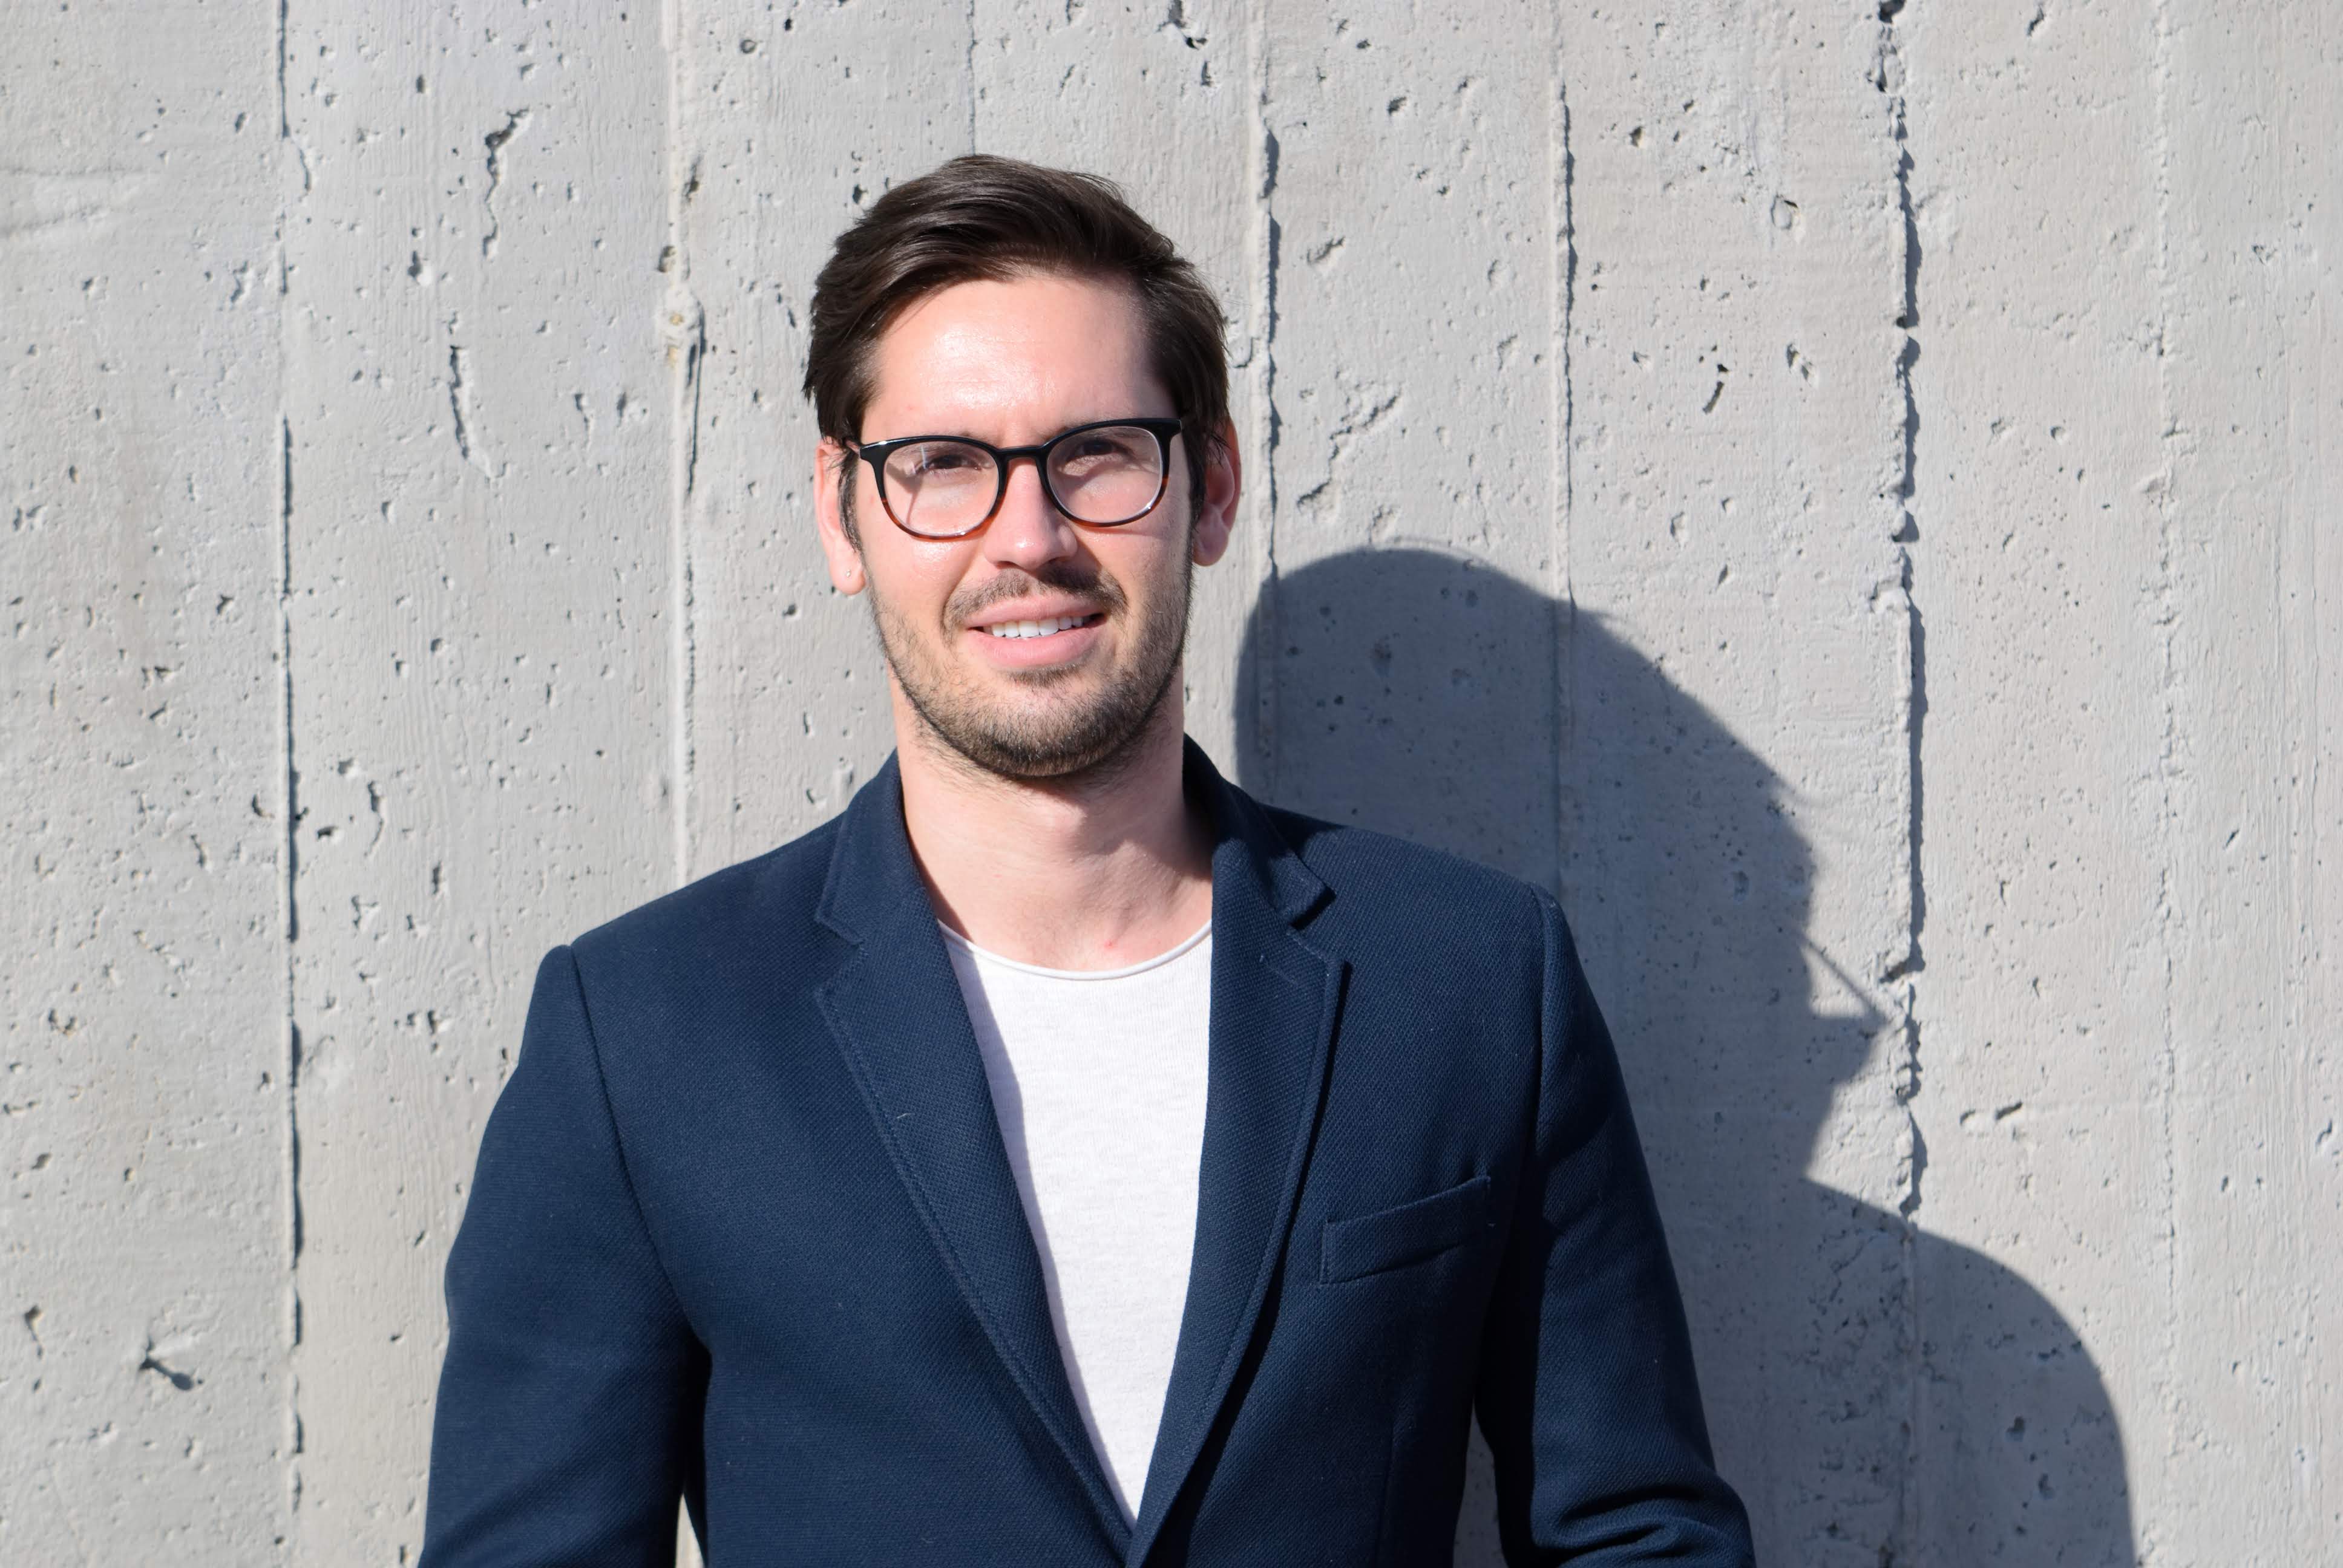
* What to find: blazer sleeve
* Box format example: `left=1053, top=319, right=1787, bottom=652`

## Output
left=1473, top=892, right=1756, bottom=1566
left=421, top=946, right=706, bottom=1568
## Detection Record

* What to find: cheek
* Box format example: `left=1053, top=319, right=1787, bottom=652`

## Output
left=1119, top=530, right=1194, bottom=601
left=867, top=543, right=976, bottom=628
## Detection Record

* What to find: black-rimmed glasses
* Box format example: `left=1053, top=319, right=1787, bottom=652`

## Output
left=847, top=417, right=1184, bottom=540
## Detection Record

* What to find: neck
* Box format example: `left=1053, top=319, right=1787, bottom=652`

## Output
left=893, top=680, right=1215, bottom=971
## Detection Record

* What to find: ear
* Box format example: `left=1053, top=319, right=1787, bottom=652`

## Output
left=814, top=437, right=867, bottom=595
left=1190, top=419, right=1241, bottom=569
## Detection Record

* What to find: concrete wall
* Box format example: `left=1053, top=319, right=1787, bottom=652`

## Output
left=2, top=3, right=2332, bottom=1563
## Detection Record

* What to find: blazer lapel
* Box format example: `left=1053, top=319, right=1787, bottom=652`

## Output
left=1126, top=746, right=1344, bottom=1564
left=813, top=759, right=1130, bottom=1547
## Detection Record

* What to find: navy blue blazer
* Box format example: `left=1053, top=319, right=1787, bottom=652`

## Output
left=422, top=745, right=1753, bottom=1566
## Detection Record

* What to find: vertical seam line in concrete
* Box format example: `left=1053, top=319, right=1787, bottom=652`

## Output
left=1248, top=0, right=1281, bottom=800
left=275, top=0, right=304, bottom=1540
left=965, top=0, right=979, bottom=151
left=278, top=411, right=303, bottom=1534
left=1548, top=42, right=1574, bottom=898
left=2149, top=0, right=2181, bottom=1530
left=1876, top=2, right=1926, bottom=1556
left=664, top=0, right=700, bottom=887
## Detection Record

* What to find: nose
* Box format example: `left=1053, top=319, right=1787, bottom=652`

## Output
left=979, top=452, right=1080, bottom=572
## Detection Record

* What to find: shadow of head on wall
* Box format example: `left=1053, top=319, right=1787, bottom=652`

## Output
left=1231, top=546, right=2133, bottom=1567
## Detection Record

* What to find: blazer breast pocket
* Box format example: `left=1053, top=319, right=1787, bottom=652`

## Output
left=1320, top=1174, right=1493, bottom=1284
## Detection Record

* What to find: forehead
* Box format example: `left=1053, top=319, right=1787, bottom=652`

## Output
left=862, top=271, right=1167, bottom=433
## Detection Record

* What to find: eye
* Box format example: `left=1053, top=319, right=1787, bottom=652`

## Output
left=899, top=442, right=986, bottom=477
left=1056, top=430, right=1150, bottom=467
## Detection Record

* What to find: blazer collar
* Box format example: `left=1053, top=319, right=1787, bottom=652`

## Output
left=811, top=751, right=927, bottom=946
left=1128, top=747, right=1343, bottom=1561
left=813, top=745, right=1343, bottom=1562
left=811, top=756, right=1128, bottom=1546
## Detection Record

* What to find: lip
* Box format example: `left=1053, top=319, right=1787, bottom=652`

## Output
left=958, top=604, right=1108, bottom=670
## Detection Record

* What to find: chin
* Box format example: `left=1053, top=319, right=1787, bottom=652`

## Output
left=926, top=681, right=1173, bottom=783
left=988, top=659, right=1093, bottom=689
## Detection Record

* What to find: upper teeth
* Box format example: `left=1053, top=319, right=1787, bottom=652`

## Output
left=985, top=616, right=1087, bottom=639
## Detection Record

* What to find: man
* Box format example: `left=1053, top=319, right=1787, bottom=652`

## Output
left=421, top=155, right=1754, bottom=1566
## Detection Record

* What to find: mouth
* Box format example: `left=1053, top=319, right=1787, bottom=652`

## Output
left=959, top=603, right=1110, bottom=671
left=977, top=612, right=1105, bottom=641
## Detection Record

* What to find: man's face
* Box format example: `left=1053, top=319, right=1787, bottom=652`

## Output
left=815, top=272, right=1235, bottom=781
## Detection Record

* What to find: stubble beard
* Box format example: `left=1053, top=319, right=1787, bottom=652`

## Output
left=868, top=549, right=1194, bottom=785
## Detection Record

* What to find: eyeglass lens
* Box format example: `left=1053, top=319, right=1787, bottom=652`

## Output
left=879, top=425, right=1166, bottom=536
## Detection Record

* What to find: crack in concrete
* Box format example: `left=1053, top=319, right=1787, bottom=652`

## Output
left=138, top=1350, right=197, bottom=1392
left=666, top=301, right=705, bottom=500
left=275, top=0, right=312, bottom=195
left=446, top=338, right=495, bottom=479
left=480, top=110, right=531, bottom=260
left=1291, top=388, right=1401, bottom=513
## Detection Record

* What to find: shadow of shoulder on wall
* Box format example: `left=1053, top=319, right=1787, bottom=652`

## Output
left=1232, top=546, right=2134, bottom=1567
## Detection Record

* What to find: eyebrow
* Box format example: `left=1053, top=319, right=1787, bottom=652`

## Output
left=861, top=412, right=1175, bottom=445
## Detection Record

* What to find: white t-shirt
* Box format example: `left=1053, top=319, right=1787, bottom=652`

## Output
left=941, top=920, right=1213, bottom=1523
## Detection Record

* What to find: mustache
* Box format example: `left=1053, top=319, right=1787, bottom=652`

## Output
left=946, top=562, right=1127, bottom=627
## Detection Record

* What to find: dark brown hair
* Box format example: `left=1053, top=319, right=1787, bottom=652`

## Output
left=803, top=155, right=1230, bottom=529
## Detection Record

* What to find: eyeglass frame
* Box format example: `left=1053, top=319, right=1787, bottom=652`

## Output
left=844, top=416, right=1187, bottom=540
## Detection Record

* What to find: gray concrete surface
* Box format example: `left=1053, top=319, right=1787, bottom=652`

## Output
left=3, top=3, right=2333, bottom=1563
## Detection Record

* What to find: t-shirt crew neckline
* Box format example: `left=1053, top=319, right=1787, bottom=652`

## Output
left=937, top=919, right=1213, bottom=982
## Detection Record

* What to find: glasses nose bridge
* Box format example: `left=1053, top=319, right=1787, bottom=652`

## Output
left=989, top=437, right=1066, bottom=521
